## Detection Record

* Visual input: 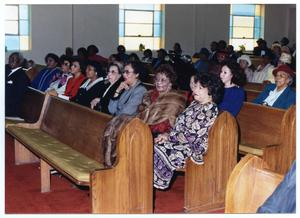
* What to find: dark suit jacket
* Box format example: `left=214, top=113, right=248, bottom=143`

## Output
left=98, top=78, right=123, bottom=114
left=252, top=84, right=296, bottom=109
left=5, top=67, right=31, bottom=116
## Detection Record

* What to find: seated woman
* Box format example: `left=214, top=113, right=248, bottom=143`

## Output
left=31, top=53, right=62, bottom=91
left=153, top=72, right=224, bottom=189
left=90, top=62, right=123, bottom=114
left=49, top=58, right=86, bottom=101
left=137, top=64, right=188, bottom=137
left=46, top=56, right=73, bottom=95
left=237, top=55, right=254, bottom=82
left=73, top=61, right=107, bottom=107
left=108, top=61, right=147, bottom=116
left=218, top=61, right=246, bottom=117
left=252, top=64, right=295, bottom=109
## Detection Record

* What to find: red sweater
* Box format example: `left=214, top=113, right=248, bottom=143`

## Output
left=64, top=74, right=86, bottom=100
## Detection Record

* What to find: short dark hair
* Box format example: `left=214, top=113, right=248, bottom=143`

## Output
left=154, top=64, right=177, bottom=86
left=44, top=53, right=59, bottom=64
left=194, top=72, right=224, bottom=104
left=72, top=57, right=86, bottom=74
left=125, top=61, right=147, bottom=81
left=87, top=61, right=105, bottom=77
left=59, top=55, right=73, bottom=67
left=87, top=45, right=99, bottom=54
left=222, top=61, right=247, bottom=87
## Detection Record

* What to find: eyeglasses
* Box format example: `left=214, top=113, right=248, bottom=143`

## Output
left=71, top=64, right=80, bottom=68
left=155, top=78, right=170, bottom=84
left=108, top=70, right=118, bottom=74
left=63, top=62, right=70, bottom=66
left=123, top=70, right=134, bottom=75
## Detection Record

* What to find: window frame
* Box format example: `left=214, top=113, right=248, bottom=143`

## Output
left=5, top=4, right=31, bottom=52
left=119, top=4, right=163, bottom=51
left=229, top=4, right=264, bottom=51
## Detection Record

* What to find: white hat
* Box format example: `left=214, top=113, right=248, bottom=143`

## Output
left=279, top=52, right=292, bottom=64
left=237, top=55, right=252, bottom=66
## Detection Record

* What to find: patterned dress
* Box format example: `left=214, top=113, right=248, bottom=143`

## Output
left=153, top=100, right=218, bottom=189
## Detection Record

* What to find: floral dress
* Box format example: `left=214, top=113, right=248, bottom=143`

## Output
left=153, top=100, right=218, bottom=189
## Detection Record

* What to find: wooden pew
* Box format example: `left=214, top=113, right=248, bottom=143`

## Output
left=237, top=102, right=295, bottom=174
left=6, top=94, right=153, bottom=213
left=244, top=82, right=267, bottom=102
left=225, top=154, right=283, bottom=213
left=25, top=64, right=46, bottom=81
left=5, top=87, right=45, bottom=126
left=183, top=111, right=238, bottom=212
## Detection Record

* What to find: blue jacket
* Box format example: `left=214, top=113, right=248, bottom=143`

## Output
left=108, top=81, right=147, bottom=116
left=31, top=67, right=61, bottom=91
left=252, top=84, right=295, bottom=110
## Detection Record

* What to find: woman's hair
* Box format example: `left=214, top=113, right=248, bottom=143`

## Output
left=59, top=55, right=72, bottom=67
left=125, top=61, right=147, bottom=81
left=107, top=62, right=124, bottom=75
left=222, top=61, right=247, bottom=87
left=154, top=64, right=177, bottom=86
left=194, top=72, right=224, bottom=104
left=72, top=57, right=86, bottom=74
left=44, top=53, right=59, bottom=64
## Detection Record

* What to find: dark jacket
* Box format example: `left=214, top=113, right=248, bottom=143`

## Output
left=5, top=67, right=30, bottom=116
left=97, top=78, right=123, bottom=114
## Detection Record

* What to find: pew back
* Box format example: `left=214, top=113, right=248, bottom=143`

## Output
left=40, top=96, right=112, bottom=163
left=237, top=102, right=285, bottom=148
left=20, top=87, right=45, bottom=123
left=225, top=154, right=283, bottom=213
left=237, top=102, right=296, bottom=174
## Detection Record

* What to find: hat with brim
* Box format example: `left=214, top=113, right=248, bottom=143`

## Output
left=237, top=55, right=252, bottom=66
left=272, top=64, right=295, bottom=77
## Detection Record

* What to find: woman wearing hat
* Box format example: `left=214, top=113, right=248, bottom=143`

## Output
left=252, top=64, right=295, bottom=109
left=237, top=55, right=254, bottom=82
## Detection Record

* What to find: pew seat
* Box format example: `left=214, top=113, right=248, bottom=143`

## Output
left=225, top=154, right=283, bottom=213
left=6, top=94, right=153, bottom=213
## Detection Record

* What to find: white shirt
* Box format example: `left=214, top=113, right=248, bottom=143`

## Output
left=263, top=87, right=286, bottom=106
left=251, top=64, right=274, bottom=83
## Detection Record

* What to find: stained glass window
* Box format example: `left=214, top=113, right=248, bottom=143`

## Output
left=5, top=4, right=30, bottom=51
left=229, top=4, right=264, bottom=51
left=119, top=4, right=163, bottom=51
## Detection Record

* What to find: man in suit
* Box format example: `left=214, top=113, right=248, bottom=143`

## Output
left=5, top=52, right=30, bottom=117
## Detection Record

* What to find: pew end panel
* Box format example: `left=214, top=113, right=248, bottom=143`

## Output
left=90, top=118, right=153, bottom=214
left=263, top=105, right=296, bottom=174
left=183, top=111, right=238, bottom=213
left=225, top=154, right=283, bottom=213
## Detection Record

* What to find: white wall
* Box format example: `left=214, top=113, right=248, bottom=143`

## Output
left=5, top=4, right=296, bottom=64
left=264, top=4, right=296, bottom=46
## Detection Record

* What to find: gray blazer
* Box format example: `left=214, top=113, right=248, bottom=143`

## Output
left=108, top=80, right=146, bottom=116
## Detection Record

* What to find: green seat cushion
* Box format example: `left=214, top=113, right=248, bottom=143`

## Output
left=7, top=126, right=105, bottom=183
left=5, top=119, right=24, bottom=128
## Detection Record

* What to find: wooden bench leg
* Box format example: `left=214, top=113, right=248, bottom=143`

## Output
left=14, top=139, right=39, bottom=165
left=40, top=160, right=52, bottom=193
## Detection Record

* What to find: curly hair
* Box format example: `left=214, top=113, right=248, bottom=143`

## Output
left=221, top=61, right=247, bottom=87
left=154, top=64, right=177, bottom=86
left=194, top=72, right=224, bottom=104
